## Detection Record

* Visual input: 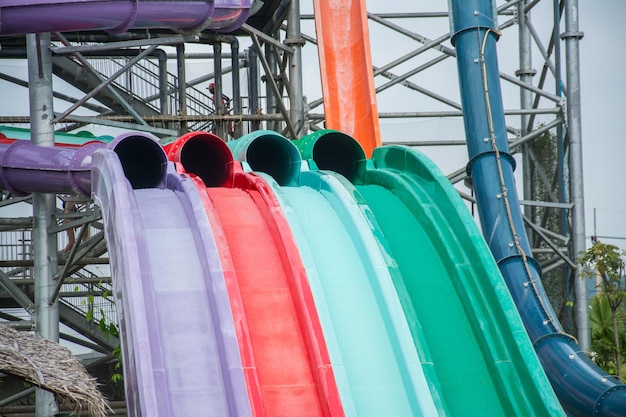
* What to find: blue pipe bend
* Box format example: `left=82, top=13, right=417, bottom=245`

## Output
left=448, top=0, right=626, bottom=415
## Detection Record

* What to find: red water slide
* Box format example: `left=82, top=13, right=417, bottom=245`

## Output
left=313, top=0, right=381, bottom=157
left=166, top=132, right=344, bottom=417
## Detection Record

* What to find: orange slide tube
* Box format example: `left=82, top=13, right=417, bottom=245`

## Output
left=313, top=0, right=381, bottom=157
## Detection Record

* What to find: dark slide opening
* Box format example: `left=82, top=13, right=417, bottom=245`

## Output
left=247, top=135, right=298, bottom=186
left=114, top=135, right=166, bottom=189
left=312, top=133, right=365, bottom=181
left=179, top=136, right=231, bottom=187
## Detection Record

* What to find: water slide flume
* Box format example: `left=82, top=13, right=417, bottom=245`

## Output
left=91, top=133, right=251, bottom=416
left=0, top=139, right=103, bottom=197
left=448, top=1, right=626, bottom=415
left=313, top=0, right=381, bottom=157
left=166, top=131, right=345, bottom=417
left=298, top=130, right=565, bottom=416
left=0, top=125, right=114, bottom=147
left=0, top=0, right=251, bottom=36
left=234, top=131, right=440, bottom=416
left=2, top=0, right=623, bottom=413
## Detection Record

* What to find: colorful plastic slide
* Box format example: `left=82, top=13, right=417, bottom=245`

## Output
left=229, top=132, right=440, bottom=416
left=239, top=130, right=564, bottom=416
left=166, top=131, right=345, bottom=417
left=0, top=127, right=566, bottom=416
left=0, top=125, right=113, bottom=147
left=3, top=0, right=626, bottom=415
left=298, top=131, right=562, bottom=416
left=0, top=0, right=251, bottom=36
left=0, top=126, right=568, bottom=416
left=91, top=134, right=252, bottom=417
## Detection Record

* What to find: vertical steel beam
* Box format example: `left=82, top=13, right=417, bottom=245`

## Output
left=213, top=41, right=227, bottom=138
left=158, top=50, right=169, bottom=118
left=247, top=47, right=261, bottom=131
left=177, top=43, right=188, bottom=134
left=230, top=38, right=243, bottom=138
left=554, top=0, right=571, bottom=331
left=562, top=0, right=589, bottom=349
left=26, top=32, right=60, bottom=417
left=265, top=40, right=279, bottom=132
left=286, top=0, right=305, bottom=137
left=516, top=1, right=534, bottom=211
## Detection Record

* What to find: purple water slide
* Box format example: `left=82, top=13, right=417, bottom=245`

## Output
left=0, top=0, right=251, bottom=36
left=0, top=140, right=104, bottom=197
left=88, top=133, right=252, bottom=416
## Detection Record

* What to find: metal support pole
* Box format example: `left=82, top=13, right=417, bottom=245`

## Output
left=516, top=1, right=534, bottom=217
left=286, top=0, right=305, bottom=137
left=563, top=0, right=589, bottom=350
left=213, top=42, right=227, bottom=138
left=176, top=43, right=188, bottom=134
left=26, top=32, right=60, bottom=417
left=230, top=38, right=243, bottom=138
left=247, top=47, right=261, bottom=131
left=554, top=0, right=571, bottom=332
left=158, top=50, right=169, bottom=119
left=265, top=39, right=279, bottom=132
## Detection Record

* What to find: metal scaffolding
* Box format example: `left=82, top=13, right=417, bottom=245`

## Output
left=0, top=0, right=586, bottom=413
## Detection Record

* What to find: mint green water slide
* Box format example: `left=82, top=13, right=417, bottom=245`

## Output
left=228, top=131, right=439, bottom=416
left=297, top=130, right=565, bottom=417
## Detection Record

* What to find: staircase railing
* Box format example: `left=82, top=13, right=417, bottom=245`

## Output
left=85, top=55, right=217, bottom=132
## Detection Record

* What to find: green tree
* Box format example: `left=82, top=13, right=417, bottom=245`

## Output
left=578, top=241, right=626, bottom=380
left=588, top=295, right=626, bottom=375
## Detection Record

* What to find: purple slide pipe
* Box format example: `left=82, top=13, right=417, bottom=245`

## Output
left=0, top=132, right=167, bottom=197
left=0, top=140, right=105, bottom=197
left=0, top=0, right=251, bottom=36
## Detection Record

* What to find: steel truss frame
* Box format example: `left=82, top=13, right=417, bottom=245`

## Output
left=0, top=0, right=586, bottom=412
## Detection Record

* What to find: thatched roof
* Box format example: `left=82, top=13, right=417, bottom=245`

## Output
left=0, top=324, right=110, bottom=417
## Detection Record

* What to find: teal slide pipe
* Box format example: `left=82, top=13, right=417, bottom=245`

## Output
left=227, top=130, right=301, bottom=186
left=294, top=130, right=367, bottom=182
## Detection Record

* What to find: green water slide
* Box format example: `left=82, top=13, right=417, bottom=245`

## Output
left=270, top=169, right=440, bottom=416
left=297, top=131, right=565, bottom=416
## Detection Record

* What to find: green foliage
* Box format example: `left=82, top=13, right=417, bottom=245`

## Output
left=578, top=241, right=626, bottom=311
left=589, top=295, right=626, bottom=375
left=77, top=279, right=123, bottom=385
left=578, top=241, right=626, bottom=379
left=111, top=345, right=123, bottom=384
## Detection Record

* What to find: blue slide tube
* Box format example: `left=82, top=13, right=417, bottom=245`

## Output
left=448, top=1, right=626, bottom=415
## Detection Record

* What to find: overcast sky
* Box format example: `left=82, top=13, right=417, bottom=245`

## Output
left=574, top=0, right=626, bottom=248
